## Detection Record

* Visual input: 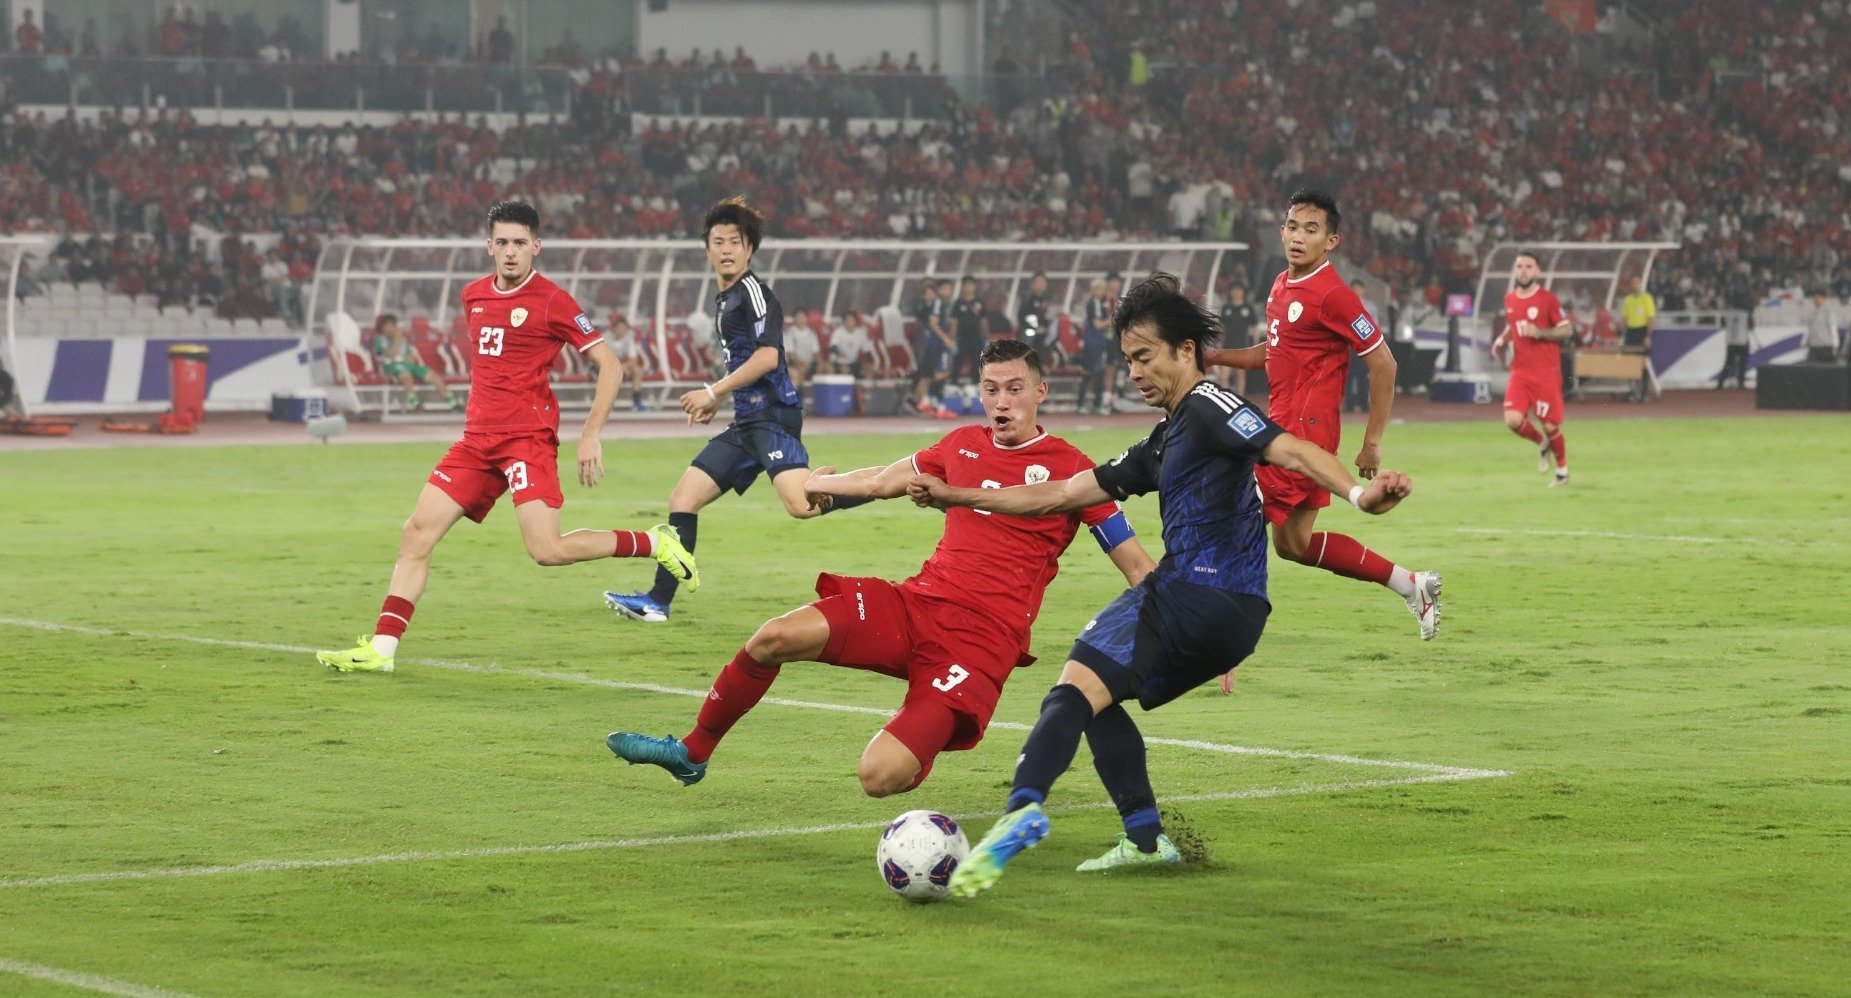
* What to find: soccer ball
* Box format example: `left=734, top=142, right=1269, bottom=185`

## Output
left=876, top=809, right=969, bottom=903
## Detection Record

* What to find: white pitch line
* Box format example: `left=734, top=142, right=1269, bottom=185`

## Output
left=1454, top=526, right=1763, bottom=546
left=0, top=771, right=1493, bottom=892
left=0, top=617, right=1505, bottom=779
left=0, top=957, right=202, bottom=998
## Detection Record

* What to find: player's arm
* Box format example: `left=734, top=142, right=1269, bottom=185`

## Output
left=1355, top=341, right=1396, bottom=479
left=1262, top=433, right=1409, bottom=514
left=804, top=457, right=916, bottom=509
left=908, top=468, right=1112, bottom=516
left=573, top=341, right=623, bottom=487
left=681, top=346, right=779, bottom=424
left=1204, top=344, right=1265, bottom=370
left=1105, top=536, right=1156, bottom=587
left=1534, top=319, right=1575, bottom=341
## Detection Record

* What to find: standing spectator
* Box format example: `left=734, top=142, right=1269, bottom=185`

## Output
left=1016, top=271, right=1059, bottom=369
left=1344, top=279, right=1378, bottom=412
left=1100, top=272, right=1125, bottom=409
left=487, top=16, right=515, bottom=64
left=1217, top=280, right=1259, bottom=396
left=1715, top=302, right=1753, bottom=390
left=782, top=307, right=821, bottom=399
left=948, top=276, right=988, bottom=399
left=1619, top=276, right=1658, bottom=397
left=910, top=279, right=953, bottom=416
left=1075, top=276, right=1111, bottom=414
left=1801, top=290, right=1842, bottom=364
left=15, top=9, right=41, bottom=54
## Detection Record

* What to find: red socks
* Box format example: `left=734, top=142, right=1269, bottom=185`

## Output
left=1513, top=421, right=1544, bottom=445
left=612, top=530, right=655, bottom=558
left=1545, top=427, right=1567, bottom=469
left=682, top=650, right=781, bottom=763
left=376, top=595, right=415, bottom=639
left=1302, top=531, right=1395, bottom=585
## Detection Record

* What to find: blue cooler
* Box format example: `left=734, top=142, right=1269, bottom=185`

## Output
left=1429, top=373, right=1493, bottom=404
left=812, top=375, right=856, bottom=417
left=270, top=389, right=331, bottom=422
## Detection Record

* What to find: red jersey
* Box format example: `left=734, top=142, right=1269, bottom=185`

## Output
left=908, top=425, right=1123, bottom=643
left=1263, top=261, right=1384, bottom=428
left=1503, top=287, right=1567, bottom=382
left=460, top=270, right=602, bottom=435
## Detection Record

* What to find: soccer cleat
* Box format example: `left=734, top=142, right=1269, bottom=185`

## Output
left=1538, top=444, right=1552, bottom=474
left=1075, top=833, right=1183, bottom=872
left=316, top=635, right=395, bottom=673
left=604, top=590, right=670, bottom=623
left=1405, top=570, right=1444, bottom=641
left=948, top=802, right=1051, bottom=898
left=605, top=732, right=706, bottom=786
left=647, top=524, right=700, bottom=592
left=1550, top=471, right=1571, bottom=488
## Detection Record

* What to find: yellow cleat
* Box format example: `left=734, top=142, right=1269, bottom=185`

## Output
left=316, top=635, right=395, bottom=673
left=648, top=524, right=700, bottom=593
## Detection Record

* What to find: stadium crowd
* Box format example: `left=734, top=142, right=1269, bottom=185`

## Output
left=2, top=0, right=1847, bottom=322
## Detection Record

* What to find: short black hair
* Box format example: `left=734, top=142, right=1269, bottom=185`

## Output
left=1030, top=270, right=1047, bottom=280
left=376, top=313, right=399, bottom=331
left=1514, top=250, right=1542, bottom=267
left=937, top=277, right=954, bottom=288
left=1114, top=272, right=1220, bottom=372
left=486, top=200, right=540, bottom=235
left=962, top=275, right=977, bottom=284
left=702, top=196, right=765, bottom=251
left=979, top=338, right=1041, bottom=377
left=1286, top=188, right=1341, bottom=232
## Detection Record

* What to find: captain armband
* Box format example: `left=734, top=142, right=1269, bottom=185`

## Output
left=1090, top=510, right=1136, bottom=553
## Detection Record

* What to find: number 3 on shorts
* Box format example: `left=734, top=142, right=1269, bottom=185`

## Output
left=502, top=461, right=529, bottom=492
left=932, top=664, right=969, bottom=692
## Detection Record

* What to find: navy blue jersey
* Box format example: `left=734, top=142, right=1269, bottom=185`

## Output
left=715, top=271, right=800, bottom=419
left=1092, top=380, right=1284, bottom=598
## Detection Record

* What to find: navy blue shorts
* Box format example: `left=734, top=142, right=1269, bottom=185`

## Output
left=691, top=408, right=809, bottom=495
left=1070, top=575, right=1270, bottom=710
left=911, top=336, right=945, bottom=383
left=1080, top=342, right=1110, bottom=374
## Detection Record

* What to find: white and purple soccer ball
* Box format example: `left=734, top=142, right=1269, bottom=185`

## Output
left=876, top=809, right=969, bottom=903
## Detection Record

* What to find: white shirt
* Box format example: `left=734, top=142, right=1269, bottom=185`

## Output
left=829, top=323, right=873, bottom=366
left=784, top=323, right=820, bottom=364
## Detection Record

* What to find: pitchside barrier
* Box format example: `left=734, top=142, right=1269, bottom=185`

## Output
left=305, top=238, right=1248, bottom=418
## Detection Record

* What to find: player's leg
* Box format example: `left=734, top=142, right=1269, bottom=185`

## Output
left=511, top=499, right=695, bottom=583
left=1541, top=413, right=1568, bottom=486
left=1272, top=499, right=1442, bottom=640
left=1074, top=703, right=1181, bottom=869
left=613, top=464, right=723, bottom=619
left=318, top=482, right=469, bottom=672
left=394, top=368, right=424, bottom=408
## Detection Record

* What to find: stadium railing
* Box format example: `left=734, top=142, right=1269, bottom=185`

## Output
left=308, top=238, right=1247, bottom=418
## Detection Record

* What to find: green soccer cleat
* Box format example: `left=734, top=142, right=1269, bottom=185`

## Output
left=1075, top=833, right=1183, bottom=872
left=648, top=524, right=700, bottom=593
left=948, top=802, right=1050, bottom=898
left=606, top=732, right=706, bottom=786
left=317, top=635, right=395, bottom=673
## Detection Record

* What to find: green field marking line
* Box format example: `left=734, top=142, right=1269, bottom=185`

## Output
left=0, top=616, right=1509, bottom=780
left=0, top=772, right=1495, bottom=892
left=0, top=956, right=203, bottom=998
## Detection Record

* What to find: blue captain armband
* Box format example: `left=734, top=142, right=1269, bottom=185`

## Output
left=1090, top=510, right=1136, bottom=553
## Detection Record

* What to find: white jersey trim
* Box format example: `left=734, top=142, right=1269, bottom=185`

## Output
left=488, top=269, right=539, bottom=296
left=991, top=427, right=1050, bottom=451
left=741, top=274, right=768, bottom=318
left=1283, top=261, right=1333, bottom=285
left=1354, top=336, right=1385, bottom=357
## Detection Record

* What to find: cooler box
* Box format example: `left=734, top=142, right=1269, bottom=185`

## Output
left=812, top=375, right=855, bottom=417
left=1430, top=373, right=1493, bottom=404
left=270, top=389, right=331, bottom=422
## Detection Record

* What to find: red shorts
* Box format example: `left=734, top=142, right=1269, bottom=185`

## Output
left=810, top=573, right=1032, bottom=769
left=429, top=430, right=563, bottom=522
left=1256, top=404, right=1340, bottom=526
left=1503, top=371, right=1566, bottom=423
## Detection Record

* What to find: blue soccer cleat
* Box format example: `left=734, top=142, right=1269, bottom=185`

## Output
left=948, top=802, right=1051, bottom=898
left=605, top=590, right=670, bottom=623
left=606, top=732, right=707, bottom=786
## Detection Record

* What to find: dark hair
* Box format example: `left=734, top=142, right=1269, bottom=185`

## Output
left=1514, top=250, right=1542, bottom=266
left=376, top=313, right=399, bottom=331
left=1114, top=272, right=1220, bottom=371
left=702, top=196, right=765, bottom=251
left=937, top=277, right=954, bottom=288
left=1030, top=270, right=1047, bottom=280
left=486, top=200, right=540, bottom=235
left=1286, top=188, right=1341, bottom=232
left=961, top=275, right=977, bottom=284
left=979, top=338, right=1041, bottom=377
left=1105, top=271, right=1122, bottom=282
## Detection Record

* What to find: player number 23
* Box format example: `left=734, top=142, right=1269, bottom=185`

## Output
left=478, top=326, right=506, bottom=356
left=932, top=664, right=970, bottom=692
left=502, top=461, right=529, bottom=491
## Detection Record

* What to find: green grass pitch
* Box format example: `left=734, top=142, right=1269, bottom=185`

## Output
left=1, top=415, right=1847, bottom=996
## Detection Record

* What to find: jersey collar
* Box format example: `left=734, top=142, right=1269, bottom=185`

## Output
left=990, top=425, right=1049, bottom=450
left=1284, top=260, right=1332, bottom=284
left=489, top=268, right=538, bottom=295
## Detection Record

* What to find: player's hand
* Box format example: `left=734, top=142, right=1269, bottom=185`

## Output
left=577, top=435, right=605, bottom=488
left=1353, top=441, right=1381, bottom=481
left=679, top=388, right=720, bottom=425
left=1492, top=335, right=1511, bottom=368
left=1357, top=470, right=1411, bottom=514
left=1218, top=668, right=1237, bottom=695
left=805, top=466, right=838, bottom=512
left=906, top=474, right=954, bottom=509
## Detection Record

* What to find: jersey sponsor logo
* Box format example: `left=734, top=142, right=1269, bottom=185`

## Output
left=510, top=307, right=528, bottom=327
left=958, top=448, right=981, bottom=459
left=1228, top=407, right=1267, bottom=439
left=1351, top=315, right=1377, bottom=340
left=574, top=313, right=594, bottom=334
left=471, top=306, right=485, bottom=314
left=1287, top=301, right=1304, bottom=323
left=1025, top=464, right=1049, bottom=485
